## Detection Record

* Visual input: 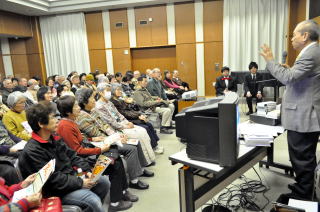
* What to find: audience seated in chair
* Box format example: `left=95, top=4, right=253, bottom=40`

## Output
left=75, top=88, right=152, bottom=191
left=244, top=62, right=264, bottom=115
left=110, top=84, right=163, bottom=154
left=19, top=102, right=110, bottom=212
left=215, top=66, right=238, bottom=96
left=3, top=92, right=31, bottom=141
left=133, top=76, right=174, bottom=134
left=93, top=83, right=156, bottom=166
left=163, top=70, right=186, bottom=95
left=56, top=95, right=134, bottom=211
left=37, top=86, right=60, bottom=118
left=1, top=78, right=14, bottom=106
left=172, top=70, right=190, bottom=91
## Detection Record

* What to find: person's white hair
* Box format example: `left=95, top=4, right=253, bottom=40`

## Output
left=97, top=75, right=109, bottom=85
left=27, top=79, right=36, bottom=86
left=96, top=83, right=111, bottom=93
left=7, top=91, right=25, bottom=109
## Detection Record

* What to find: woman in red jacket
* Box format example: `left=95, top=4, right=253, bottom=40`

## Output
left=0, top=174, right=41, bottom=212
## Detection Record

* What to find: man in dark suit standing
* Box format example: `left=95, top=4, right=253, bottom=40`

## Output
left=244, top=62, right=263, bottom=115
left=261, top=20, right=320, bottom=202
left=215, top=66, right=237, bottom=96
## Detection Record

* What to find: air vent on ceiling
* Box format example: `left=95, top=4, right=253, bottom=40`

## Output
left=115, top=22, right=123, bottom=28
left=139, top=20, right=148, bottom=25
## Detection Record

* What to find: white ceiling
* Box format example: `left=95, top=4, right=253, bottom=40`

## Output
left=0, top=0, right=189, bottom=16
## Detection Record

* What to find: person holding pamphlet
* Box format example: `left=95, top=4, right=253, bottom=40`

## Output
left=0, top=173, right=42, bottom=212
left=3, top=91, right=31, bottom=141
left=56, top=95, right=136, bottom=211
left=18, top=102, right=110, bottom=212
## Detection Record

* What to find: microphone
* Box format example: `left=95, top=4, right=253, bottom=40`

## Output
left=282, top=51, right=287, bottom=64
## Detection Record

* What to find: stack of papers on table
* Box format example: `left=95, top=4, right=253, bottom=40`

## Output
left=239, top=121, right=285, bottom=147
left=288, top=199, right=318, bottom=212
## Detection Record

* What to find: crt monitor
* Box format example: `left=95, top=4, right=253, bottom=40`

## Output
left=175, top=92, right=240, bottom=167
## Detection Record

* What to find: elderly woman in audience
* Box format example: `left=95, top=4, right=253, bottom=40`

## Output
left=94, top=83, right=156, bottom=166
left=19, top=102, right=110, bottom=212
left=163, top=70, right=186, bottom=95
left=56, top=95, right=136, bottom=211
left=84, top=74, right=97, bottom=91
left=110, top=84, right=163, bottom=154
left=75, top=88, right=152, bottom=190
left=3, top=91, right=31, bottom=141
left=37, top=86, right=60, bottom=117
left=45, top=76, right=57, bottom=97
left=56, top=84, right=74, bottom=98
left=0, top=108, right=23, bottom=185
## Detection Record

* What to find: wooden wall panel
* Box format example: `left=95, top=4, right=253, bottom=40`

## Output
left=135, top=7, right=153, bottom=47
left=0, top=11, right=32, bottom=37
left=27, top=54, right=42, bottom=78
left=131, top=46, right=176, bottom=73
left=26, top=17, right=43, bottom=54
left=0, top=57, right=5, bottom=79
left=85, top=12, right=105, bottom=50
left=176, top=44, right=197, bottom=90
left=9, top=39, right=27, bottom=55
left=11, top=55, right=29, bottom=78
left=88, top=50, right=107, bottom=73
left=149, top=5, right=168, bottom=46
left=204, top=42, right=223, bottom=96
left=287, top=0, right=306, bottom=66
left=27, top=17, right=46, bottom=81
left=109, top=9, right=130, bottom=48
left=9, top=38, right=29, bottom=78
left=112, top=48, right=132, bottom=74
left=203, top=0, right=223, bottom=42
left=175, top=3, right=195, bottom=44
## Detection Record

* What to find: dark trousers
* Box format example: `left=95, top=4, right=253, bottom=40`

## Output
left=104, top=158, right=128, bottom=203
left=136, top=122, right=159, bottom=148
left=246, top=94, right=262, bottom=113
left=0, top=163, right=19, bottom=185
left=287, top=130, right=320, bottom=199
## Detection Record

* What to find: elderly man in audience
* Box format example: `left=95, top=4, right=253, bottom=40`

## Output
left=56, top=95, right=134, bottom=211
left=1, top=78, right=14, bottom=105
left=94, top=83, right=156, bottom=166
left=19, top=102, right=110, bottom=212
left=132, top=70, right=140, bottom=87
left=3, top=91, right=31, bottom=141
left=110, top=84, right=163, bottom=154
left=75, top=88, right=152, bottom=190
left=172, top=70, right=190, bottom=90
left=14, top=78, right=28, bottom=92
left=133, top=76, right=174, bottom=134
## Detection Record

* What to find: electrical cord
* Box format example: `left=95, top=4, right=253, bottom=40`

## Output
left=212, top=169, right=270, bottom=211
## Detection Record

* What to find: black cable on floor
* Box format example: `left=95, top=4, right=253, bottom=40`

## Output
left=212, top=168, right=270, bottom=211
